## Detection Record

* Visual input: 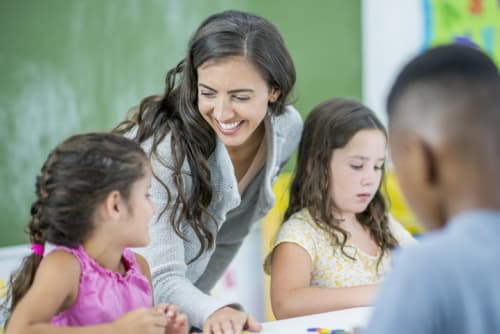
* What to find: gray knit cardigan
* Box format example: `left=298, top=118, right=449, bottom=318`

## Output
left=137, top=105, right=303, bottom=327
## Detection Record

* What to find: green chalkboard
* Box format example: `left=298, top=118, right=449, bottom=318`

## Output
left=0, top=0, right=361, bottom=247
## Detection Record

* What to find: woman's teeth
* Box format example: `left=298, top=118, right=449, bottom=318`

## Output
left=218, top=120, right=242, bottom=130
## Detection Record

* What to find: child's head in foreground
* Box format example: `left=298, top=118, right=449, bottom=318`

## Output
left=386, top=44, right=500, bottom=230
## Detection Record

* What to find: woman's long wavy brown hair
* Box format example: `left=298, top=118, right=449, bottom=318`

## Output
left=285, top=98, right=398, bottom=267
left=2, top=133, right=148, bottom=325
left=113, top=10, right=296, bottom=261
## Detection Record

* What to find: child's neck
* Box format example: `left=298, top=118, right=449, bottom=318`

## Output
left=440, top=160, right=500, bottom=221
left=333, top=211, right=357, bottom=227
left=334, top=211, right=379, bottom=257
left=82, top=239, right=125, bottom=274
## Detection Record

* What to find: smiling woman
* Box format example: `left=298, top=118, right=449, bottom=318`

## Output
left=113, top=10, right=303, bottom=334
left=197, top=56, right=280, bottom=182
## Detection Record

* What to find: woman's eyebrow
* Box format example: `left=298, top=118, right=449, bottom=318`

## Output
left=198, top=83, right=254, bottom=94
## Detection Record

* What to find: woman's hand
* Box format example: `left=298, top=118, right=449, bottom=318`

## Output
left=203, top=307, right=262, bottom=334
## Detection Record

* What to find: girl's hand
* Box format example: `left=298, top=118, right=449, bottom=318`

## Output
left=203, top=307, right=262, bottom=334
left=112, top=307, right=169, bottom=334
left=156, top=303, right=189, bottom=334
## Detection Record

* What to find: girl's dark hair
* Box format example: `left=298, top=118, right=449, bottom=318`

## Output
left=3, top=132, right=149, bottom=319
left=113, top=10, right=296, bottom=261
left=285, top=98, right=398, bottom=267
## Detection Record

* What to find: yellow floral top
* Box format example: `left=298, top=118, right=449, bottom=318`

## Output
left=269, top=208, right=417, bottom=287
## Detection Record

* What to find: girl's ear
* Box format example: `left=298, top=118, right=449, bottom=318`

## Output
left=102, top=190, right=123, bottom=220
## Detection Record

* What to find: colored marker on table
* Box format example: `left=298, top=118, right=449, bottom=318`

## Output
left=307, top=327, right=348, bottom=334
left=190, top=330, right=250, bottom=334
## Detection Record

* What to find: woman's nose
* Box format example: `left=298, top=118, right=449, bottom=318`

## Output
left=213, top=97, right=233, bottom=121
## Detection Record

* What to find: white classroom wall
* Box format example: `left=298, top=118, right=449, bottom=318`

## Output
left=362, top=0, right=424, bottom=125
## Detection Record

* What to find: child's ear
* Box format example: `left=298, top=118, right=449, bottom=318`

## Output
left=411, top=137, right=440, bottom=187
left=420, top=140, right=439, bottom=186
left=102, top=190, right=124, bottom=220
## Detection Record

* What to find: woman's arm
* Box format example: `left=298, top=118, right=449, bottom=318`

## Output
left=140, top=147, right=245, bottom=329
left=142, top=198, right=244, bottom=328
left=270, top=242, right=377, bottom=319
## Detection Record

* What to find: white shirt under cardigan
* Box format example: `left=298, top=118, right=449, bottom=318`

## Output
left=135, top=106, right=303, bottom=327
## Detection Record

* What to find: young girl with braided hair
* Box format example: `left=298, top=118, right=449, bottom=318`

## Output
left=3, top=133, right=188, bottom=334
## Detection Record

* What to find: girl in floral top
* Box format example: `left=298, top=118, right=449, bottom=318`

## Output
left=267, top=98, right=416, bottom=319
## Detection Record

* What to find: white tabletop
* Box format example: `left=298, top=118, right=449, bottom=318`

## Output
left=260, top=307, right=372, bottom=334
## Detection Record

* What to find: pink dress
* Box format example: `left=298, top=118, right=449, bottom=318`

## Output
left=51, top=245, right=153, bottom=326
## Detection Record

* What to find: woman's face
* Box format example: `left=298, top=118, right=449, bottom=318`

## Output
left=329, top=129, right=386, bottom=215
left=197, top=56, right=280, bottom=150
